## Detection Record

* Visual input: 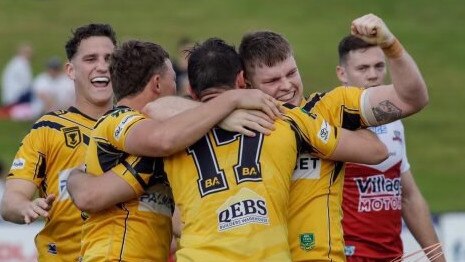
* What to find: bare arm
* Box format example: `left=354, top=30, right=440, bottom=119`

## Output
left=329, top=128, right=388, bottom=164
left=142, top=96, right=201, bottom=122
left=125, top=89, right=280, bottom=157
left=401, top=170, right=446, bottom=262
left=1, top=179, right=55, bottom=224
left=143, top=96, right=276, bottom=137
left=67, top=168, right=137, bottom=213
left=354, top=14, right=428, bottom=125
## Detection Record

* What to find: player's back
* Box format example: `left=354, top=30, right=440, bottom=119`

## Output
left=8, top=107, right=95, bottom=261
left=289, top=86, right=367, bottom=262
left=164, top=105, right=339, bottom=262
left=82, top=106, right=173, bottom=262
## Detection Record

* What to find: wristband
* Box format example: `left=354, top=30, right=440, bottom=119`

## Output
left=382, top=38, right=404, bottom=59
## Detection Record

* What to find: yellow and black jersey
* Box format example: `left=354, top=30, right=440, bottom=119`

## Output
left=163, top=105, right=340, bottom=262
left=7, top=107, right=96, bottom=261
left=289, top=86, right=368, bottom=262
left=81, top=106, right=173, bottom=262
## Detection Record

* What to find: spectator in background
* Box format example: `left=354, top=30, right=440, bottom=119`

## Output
left=173, top=37, right=194, bottom=97
left=1, top=43, right=34, bottom=106
left=32, top=56, right=75, bottom=114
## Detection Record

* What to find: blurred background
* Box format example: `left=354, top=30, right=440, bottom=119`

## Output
left=0, top=0, right=463, bottom=260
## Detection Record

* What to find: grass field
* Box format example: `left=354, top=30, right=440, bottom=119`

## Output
left=0, top=0, right=463, bottom=212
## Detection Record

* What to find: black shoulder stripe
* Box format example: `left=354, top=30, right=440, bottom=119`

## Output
left=341, top=109, right=362, bottom=130
left=122, top=160, right=147, bottom=189
left=147, top=158, right=169, bottom=187
left=83, top=134, right=90, bottom=145
left=332, top=161, right=344, bottom=184
left=32, top=120, right=64, bottom=131
left=284, top=117, right=314, bottom=157
left=303, top=92, right=326, bottom=112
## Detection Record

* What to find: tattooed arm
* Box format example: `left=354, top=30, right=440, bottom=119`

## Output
left=354, top=14, right=428, bottom=125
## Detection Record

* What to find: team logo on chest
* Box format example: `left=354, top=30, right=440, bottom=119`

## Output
left=63, top=126, right=81, bottom=148
left=217, top=188, right=269, bottom=232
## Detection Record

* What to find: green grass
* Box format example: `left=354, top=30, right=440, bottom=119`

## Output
left=0, top=0, right=463, bottom=212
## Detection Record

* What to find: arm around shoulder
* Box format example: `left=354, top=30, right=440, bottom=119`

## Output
left=330, top=128, right=388, bottom=164
left=67, top=168, right=137, bottom=213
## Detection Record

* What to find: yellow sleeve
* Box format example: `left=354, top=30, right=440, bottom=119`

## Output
left=97, top=108, right=146, bottom=151
left=110, top=155, right=164, bottom=196
left=7, top=119, right=49, bottom=186
left=284, top=106, right=340, bottom=159
left=304, top=86, right=368, bottom=129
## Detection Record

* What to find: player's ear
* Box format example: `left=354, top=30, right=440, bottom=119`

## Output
left=151, top=74, right=161, bottom=94
left=336, top=65, right=348, bottom=85
left=65, top=62, right=75, bottom=80
left=236, top=70, right=246, bottom=89
left=188, top=85, right=199, bottom=101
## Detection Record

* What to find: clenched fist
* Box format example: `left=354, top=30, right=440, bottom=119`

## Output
left=351, top=13, right=395, bottom=48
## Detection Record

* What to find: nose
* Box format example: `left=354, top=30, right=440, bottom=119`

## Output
left=280, top=78, right=292, bottom=91
left=366, top=67, right=379, bottom=81
left=96, top=57, right=109, bottom=72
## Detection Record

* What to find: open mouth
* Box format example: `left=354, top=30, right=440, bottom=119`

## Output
left=91, top=76, right=110, bottom=87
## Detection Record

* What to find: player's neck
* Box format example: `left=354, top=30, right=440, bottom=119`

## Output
left=73, top=98, right=111, bottom=120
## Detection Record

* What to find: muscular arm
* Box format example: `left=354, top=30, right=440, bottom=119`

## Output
left=354, top=14, right=428, bottom=125
left=329, top=128, right=388, bottom=164
left=67, top=168, right=137, bottom=213
left=125, top=89, right=280, bottom=157
left=1, top=179, right=55, bottom=224
left=401, top=170, right=445, bottom=262
left=361, top=49, right=428, bottom=125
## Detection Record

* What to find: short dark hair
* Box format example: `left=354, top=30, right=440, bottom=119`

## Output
left=187, top=38, right=243, bottom=97
left=338, top=35, right=377, bottom=64
left=110, top=40, right=170, bottom=102
left=65, top=23, right=117, bottom=60
left=239, top=31, right=292, bottom=78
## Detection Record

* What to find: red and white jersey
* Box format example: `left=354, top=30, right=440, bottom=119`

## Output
left=343, top=120, right=410, bottom=260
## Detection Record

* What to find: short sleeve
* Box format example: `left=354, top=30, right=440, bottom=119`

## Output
left=285, top=107, right=340, bottom=159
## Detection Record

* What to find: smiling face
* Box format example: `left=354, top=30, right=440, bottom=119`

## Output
left=247, top=55, right=304, bottom=106
left=66, top=36, right=115, bottom=107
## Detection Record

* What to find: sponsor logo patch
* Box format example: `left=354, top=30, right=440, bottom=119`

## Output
left=300, top=233, right=315, bottom=251
left=217, top=188, right=269, bottom=232
left=58, top=169, right=72, bottom=200
left=114, top=114, right=138, bottom=140
left=355, top=174, right=402, bottom=212
left=11, top=158, right=26, bottom=170
left=318, top=120, right=330, bottom=144
left=392, top=130, right=403, bottom=143
left=292, top=153, right=321, bottom=180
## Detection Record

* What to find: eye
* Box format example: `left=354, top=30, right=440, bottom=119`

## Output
left=263, top=78, right=278, bottom=84
left=286, top=69, right=297, bottom=77
left=375, top=63, right=385, bottom=70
